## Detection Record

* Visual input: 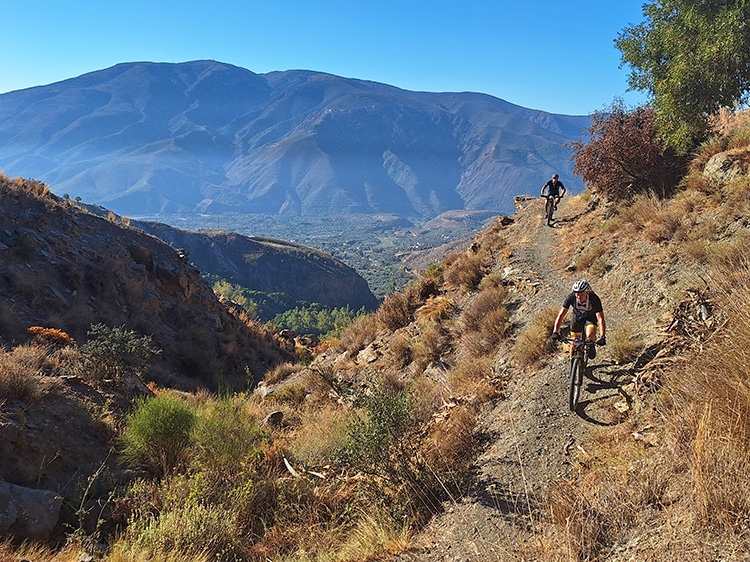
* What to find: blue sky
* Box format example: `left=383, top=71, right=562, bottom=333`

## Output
left=2, top=1, right=648, bottom=115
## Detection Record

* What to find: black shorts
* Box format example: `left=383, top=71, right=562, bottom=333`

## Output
left=571, top=315, right=597, bottom=333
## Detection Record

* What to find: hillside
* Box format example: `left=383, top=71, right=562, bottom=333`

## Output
left=4, top=131, right=750, bottom=560
left=0, top=60, right=589, bottom=219
left=0, top=176, right=291, bottom=390
left=132, top=220, right=378, bottom=318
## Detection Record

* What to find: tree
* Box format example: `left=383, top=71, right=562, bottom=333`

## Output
left=616, top=1, right=750, bottom=153
left=569, top=101, right=687, bottom=200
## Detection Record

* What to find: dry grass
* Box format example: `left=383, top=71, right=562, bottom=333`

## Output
left=376, top=292, right=412, bottom=331
left=442, top=250, right=488, bottom=291
left=512, top=307, right=559, bottom=366
left=607, top=320, right=645, bottom=364
left=415, top=295, right=453, bottom=323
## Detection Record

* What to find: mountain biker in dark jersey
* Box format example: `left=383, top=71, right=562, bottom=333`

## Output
left=540, top=174, right=567, bottom=217
left=551, top=279, right=607, bottom=359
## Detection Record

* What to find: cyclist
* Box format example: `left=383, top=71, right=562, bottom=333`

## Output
left=551, top=279, right=606, bottom=359
left=540, top=174, right=567, bottom=217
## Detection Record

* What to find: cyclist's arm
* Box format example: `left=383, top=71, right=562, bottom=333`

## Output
left=596, top=311, right=606, bottom=337
left=553, top=306, right=568, bottom=333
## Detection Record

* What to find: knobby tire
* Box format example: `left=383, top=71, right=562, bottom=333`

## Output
left=568, top=356, right=583, bottom=411
left=546, top=197, right=555, bottom=226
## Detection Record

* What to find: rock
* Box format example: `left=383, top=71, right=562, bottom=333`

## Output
left=703, top=152, right=746, bottom=184
left=0, top=480, right=62, bottom=541
left=265, top=411, right=284, bottom=426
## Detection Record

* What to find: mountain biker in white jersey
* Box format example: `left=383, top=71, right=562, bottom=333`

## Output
left=540, top=174, right=566, bottom=217
left=551, top=279, right=607, bottom=359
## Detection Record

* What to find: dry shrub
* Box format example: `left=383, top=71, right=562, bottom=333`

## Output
left=423, top=404, right=477, bottom=478
left=448, top=356, right=497, bottom=401
left=288, top=401, right=351, bottom=464
left=443, top=251, right=487, bottom=291
left=477, top=271, right=504, bottom=291
left=376, top=292, right=412, bottom=331
left=461, top=286, right=507, bottom=332
left=573, top=241, right=608, bottom=276
left=264, top=361, right=302, bottom=385
left=415, top=295, right=453, bottom=323
left=0, top=345, right=47, bottom=402
left=513, top=307, right=559, bottom=366
left=412, top=322, right=450, bottom=372
left=662, top=256, right=750, bottom=531
left=28, top=326, right=74, bottom=346
left=607, top=321, right=644, bottom=364
left=333, top=312, right=378, bottom=354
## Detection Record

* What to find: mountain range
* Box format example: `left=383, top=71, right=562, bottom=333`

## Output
left=0, top=60, right=590, bottom=218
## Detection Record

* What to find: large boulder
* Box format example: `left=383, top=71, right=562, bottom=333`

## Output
left=0, top=481, right=62, bottom=541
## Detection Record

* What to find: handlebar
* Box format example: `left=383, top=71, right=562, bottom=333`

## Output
left=555, top=336, right=601, bottom=346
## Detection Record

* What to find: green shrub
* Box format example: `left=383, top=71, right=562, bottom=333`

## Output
left=190, top=396, right=265, bottom=472
left=80, top=323, right=159, bottom=382
left=120, top=394, right=197, bottom=477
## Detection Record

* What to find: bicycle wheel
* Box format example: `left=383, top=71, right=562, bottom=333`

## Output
left=568, top=357, right=584, bottom=411
left=546, top=198, right=554, bottom=226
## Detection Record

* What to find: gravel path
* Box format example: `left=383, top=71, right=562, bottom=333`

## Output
left=393, top=198, right=631, bottom=561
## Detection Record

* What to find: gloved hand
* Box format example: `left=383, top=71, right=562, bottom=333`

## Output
left=551, top=332, right=561, bottom=342
left=597, top=336, right=607, bottom=346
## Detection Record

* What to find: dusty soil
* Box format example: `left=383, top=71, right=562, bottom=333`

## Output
left=392, top=198, right=641, bottom=561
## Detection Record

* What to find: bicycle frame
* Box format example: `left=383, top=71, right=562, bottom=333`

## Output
left=559, top=336, right=598, bottom=411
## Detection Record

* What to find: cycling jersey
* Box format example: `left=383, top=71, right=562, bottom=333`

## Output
left=562, top=291, right=603, bottom=324
left=542, top=179, right=565, bottom=197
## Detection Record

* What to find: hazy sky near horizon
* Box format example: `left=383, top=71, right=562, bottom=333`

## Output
left=3, top=1, right=649, bottom=115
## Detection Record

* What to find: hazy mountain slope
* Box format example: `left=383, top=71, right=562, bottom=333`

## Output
left=0, top=61, right=590, bottom=218
left=134, top=220, right=379, bottom=315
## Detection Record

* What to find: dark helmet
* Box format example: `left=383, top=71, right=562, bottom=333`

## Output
left=552, top=174, right=559, bottom=180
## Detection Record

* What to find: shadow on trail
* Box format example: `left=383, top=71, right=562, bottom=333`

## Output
left=471, top=475, right=541, bottom=531
left=572, top=362, right=632, bottom=426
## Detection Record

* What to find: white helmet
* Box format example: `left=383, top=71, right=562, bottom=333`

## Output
left=572, top=279, right=591, bottom=293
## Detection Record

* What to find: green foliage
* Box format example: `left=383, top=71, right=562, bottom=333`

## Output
left=268, top=303, right=367, bottom=338
left=569, top=101, right=687, bottom=200
left=120, top=394, right=197, bottom=477
left=80, top=323, right=159, bottom=382
left=340, top=385, right=414, bottom=473
left=616, top=1, right=750, bottom=152
left=190, top=396, right=265, bottom=472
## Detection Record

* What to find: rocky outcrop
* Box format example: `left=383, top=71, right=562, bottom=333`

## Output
left=0, top=481, right=61, bottom=541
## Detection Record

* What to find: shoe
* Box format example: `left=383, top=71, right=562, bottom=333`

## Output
left=589, top=346, right=597, bottom=360
left=555, top=204, right=558, bottom=210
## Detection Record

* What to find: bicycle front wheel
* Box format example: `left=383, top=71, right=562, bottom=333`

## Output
left=568, top=357, right=584, bottom=411
left=546, top=198, right=554, bottom=225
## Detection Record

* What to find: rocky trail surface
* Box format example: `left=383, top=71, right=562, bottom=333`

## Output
left=393, top=198, right=636, bottom=561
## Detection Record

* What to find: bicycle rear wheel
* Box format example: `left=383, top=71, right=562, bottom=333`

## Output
left=546, top=198, right=554, bottom=225
left=568, top=357, right=584, bottom=411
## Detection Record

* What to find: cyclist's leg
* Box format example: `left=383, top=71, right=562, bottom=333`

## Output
left=570, top=317, right=585, bottom=356
left=585, top=320, right=598, bottom=358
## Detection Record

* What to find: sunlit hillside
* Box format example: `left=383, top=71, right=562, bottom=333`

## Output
left=3, top=113, right=750, bottom=561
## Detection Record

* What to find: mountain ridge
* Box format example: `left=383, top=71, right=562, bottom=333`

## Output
left=0, top=60, right=590, bottom=218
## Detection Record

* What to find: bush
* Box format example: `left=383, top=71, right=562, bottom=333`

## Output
left=80, top=324, right=159, bottom=382
left=569, top=101, right=688, bottom=200
left=443, top=251, right=487, bottom=291
left=376, top=293, right=411, bottom=331
left=120, top=393, right=197, bottom=477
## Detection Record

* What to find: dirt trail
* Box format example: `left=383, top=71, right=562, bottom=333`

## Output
left=393, top=198, right=631, bottom=561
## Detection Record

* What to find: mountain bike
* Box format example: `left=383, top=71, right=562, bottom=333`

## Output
left=558, top=336, right=601, bottom=411
left=542, top=195, right=557, bottom=226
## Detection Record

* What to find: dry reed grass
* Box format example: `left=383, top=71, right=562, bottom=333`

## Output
left=512, top=307, right=559, bottom=366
